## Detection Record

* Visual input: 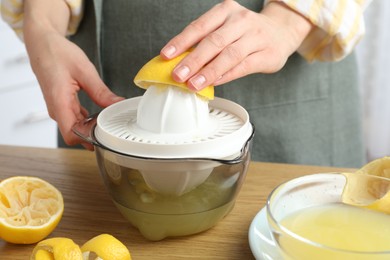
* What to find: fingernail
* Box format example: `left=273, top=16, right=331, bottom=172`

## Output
left=189, top=75, right=206, bottom=90
left=162, top=45, right=176, bottom=58
left=174, top=65, right=190, bottom=81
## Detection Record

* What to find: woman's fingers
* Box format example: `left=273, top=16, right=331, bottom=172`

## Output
left=213, top=50, right=282, bottom=86
left=161, top=1, right=235, bottom=59
left=171, top=15, right=249, bottom=84
left=30, top=35, right=124, bottom=148
left=163, top=1, right=266, bottom=90
left=187, top=29, right=266, bottom=90
left=76, top=60, right=124, bottom=108
left=161, top=1, right=312, bottom=91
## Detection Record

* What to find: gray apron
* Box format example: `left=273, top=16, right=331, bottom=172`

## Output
left=66, top=0, right=365, bottom=167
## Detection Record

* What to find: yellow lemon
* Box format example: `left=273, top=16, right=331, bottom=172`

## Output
left=342, top=157, right=390, bottom=214
left=81, top=234, right=131, bottom=260
left=30, top=237, right=83, bottom=260
left=134, top=51, right=214, bottom=100
left=0, top=176, right=64, bottom=244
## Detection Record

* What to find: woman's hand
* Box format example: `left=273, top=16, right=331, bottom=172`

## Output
left=24, top=0, right=123, bottom=149
left=161, top=0, right=313, bottom=91
left=26, top=33, right=123, bottom=149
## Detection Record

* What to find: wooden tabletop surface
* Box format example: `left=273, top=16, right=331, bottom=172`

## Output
left=0, top=145, right=355, bottom=259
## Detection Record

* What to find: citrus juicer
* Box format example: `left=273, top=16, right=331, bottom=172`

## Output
left=72, top=84, right=255, bottom=240
left=90, top=85, right=253, bottom=195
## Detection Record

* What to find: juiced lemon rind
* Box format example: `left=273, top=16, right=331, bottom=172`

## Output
left=0, top=176, right=64, bottom=244
left=31, top=235, right=131, bottom=260
left=356, top=156, right=390, bottom=178
left=81, top=234, right=131, bottom=260
left=341, top=157, right=390, bottom=214
left=31, top=237, right=83, bottom=260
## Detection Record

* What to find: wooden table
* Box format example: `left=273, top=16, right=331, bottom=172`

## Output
left=0, top=145, right=354, bottom=259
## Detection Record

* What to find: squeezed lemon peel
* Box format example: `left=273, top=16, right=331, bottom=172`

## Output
left=30, top=235, right=131, bottom=260
left=341, top=157, right=390, bottom=214
left=81, top=234, right=131, bottom=260
left=0, top=176, right=63, bottom=244
left=30, top=237, right=82, bottom=260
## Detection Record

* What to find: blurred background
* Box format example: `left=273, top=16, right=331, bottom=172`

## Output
left=0, top=14, right=57, bottom=149
left=0, top=1, right=388, bottom=162
left=356, top=0, right=390, bottom=161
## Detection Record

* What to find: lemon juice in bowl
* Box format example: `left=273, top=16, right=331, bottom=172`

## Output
left=96, top=148, right=250, bottom=241
left=278, top=203, right=390, bottom=259
left=267, top=173, right=390, bottom=260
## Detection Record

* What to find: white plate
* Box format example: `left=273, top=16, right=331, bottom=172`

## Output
left=248, top=207, right=282, bottom=260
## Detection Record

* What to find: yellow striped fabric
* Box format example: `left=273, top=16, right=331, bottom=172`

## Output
left=266, top=0, right=373, bottom=61
left=0, top=0, right=84, bottom=41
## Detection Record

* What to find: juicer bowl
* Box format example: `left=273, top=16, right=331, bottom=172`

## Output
left=266, top=173, right=390, bottom=260
left=95, top=144, right=251, bottom=241
left=73, top=110, right=254, bottom=241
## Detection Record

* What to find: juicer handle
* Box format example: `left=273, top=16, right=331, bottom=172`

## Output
left=72, top=113, right=100, bottom=146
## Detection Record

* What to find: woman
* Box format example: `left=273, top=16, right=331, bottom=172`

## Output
left=1, top=0, right=370, bottom=167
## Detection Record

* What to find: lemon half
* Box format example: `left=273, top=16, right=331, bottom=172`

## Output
left=0, top=176, right=64, bottom=244
left=134, top=51, right=214, bottom=100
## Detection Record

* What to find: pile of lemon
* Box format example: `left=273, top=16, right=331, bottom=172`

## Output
left=31, top=234, right=131, bottom=260
left=0, top=176, right=130, bottom=259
